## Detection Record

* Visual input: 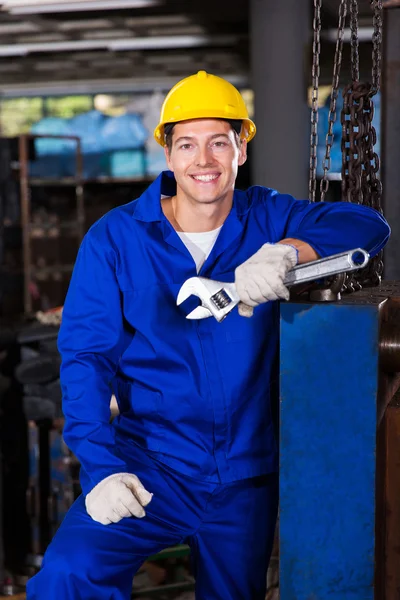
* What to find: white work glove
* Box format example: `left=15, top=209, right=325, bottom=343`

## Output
left=85, top=472, right=153, bottom=525
left=235, top=243, right=298, bottom=317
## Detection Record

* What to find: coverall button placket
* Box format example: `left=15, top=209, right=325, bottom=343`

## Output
left=196, top=319, right=231, bottom=481
left=186, top=201, right=245, bottom=481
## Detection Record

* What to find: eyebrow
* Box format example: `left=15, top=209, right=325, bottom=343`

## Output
left=174, top=133, right=231, bottom=145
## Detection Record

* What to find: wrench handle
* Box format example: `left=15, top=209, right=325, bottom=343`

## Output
left=239, top=248, right=369, bottom=317
left=284, top=248, right=369, bottom=287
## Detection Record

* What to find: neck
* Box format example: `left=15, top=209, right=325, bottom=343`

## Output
left=162, top=189, right=233, bottom=233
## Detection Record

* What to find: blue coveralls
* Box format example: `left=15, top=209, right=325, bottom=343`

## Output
left=27, top=171, right=390, bottom=599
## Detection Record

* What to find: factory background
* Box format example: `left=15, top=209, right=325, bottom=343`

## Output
left=0, top=1, right=399, bottom=598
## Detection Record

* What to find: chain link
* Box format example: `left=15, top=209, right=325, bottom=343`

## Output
left=350, top=0, right=360, bottom=82
left=366, top=0, right=384, bottom=284
left=309, top=0, right=322, bottom=203
left=320, top=0, right=347, bottom=201
left=371, top=0, right=383, bottom=94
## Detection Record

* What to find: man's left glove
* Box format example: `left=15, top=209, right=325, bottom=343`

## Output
left=235, top=243, right=298, bottom=317
left=85, top=472, right=153, bottom=525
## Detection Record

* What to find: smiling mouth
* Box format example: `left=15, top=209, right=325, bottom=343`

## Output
left=190, top=174, right=220, bottom=183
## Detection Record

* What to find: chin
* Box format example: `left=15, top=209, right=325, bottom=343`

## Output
left=192, top=192, right=223, bottom=204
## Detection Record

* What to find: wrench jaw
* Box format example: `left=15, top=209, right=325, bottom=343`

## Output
left=186, top=306, right=213, bottom=320
left=177, top=277, right=240, bottom=322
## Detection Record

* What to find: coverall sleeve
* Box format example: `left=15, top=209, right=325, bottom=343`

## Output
left=263, top=190, right=390, bottom=257
left=58, top=222, right=130, bottom=495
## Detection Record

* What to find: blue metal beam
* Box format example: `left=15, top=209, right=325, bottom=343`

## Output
left=280, top=301, right=381, bottom=600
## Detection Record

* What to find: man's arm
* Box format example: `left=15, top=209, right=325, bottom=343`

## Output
left=58, top=222, right=130, bottom=495
left=59, top=221, right=154, bottom=524
left=278, top=238, right=319, bottom=264
left=235, top=195, right=390, bottom=314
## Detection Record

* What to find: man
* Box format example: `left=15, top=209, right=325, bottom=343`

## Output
left=27, top=71, right=390, bottom=600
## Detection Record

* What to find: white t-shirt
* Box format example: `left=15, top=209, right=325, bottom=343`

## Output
left=177, top=226, right=222, bottom=273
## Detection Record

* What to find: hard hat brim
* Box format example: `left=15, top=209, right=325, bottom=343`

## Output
left=154, top=117, right=256, bottom=147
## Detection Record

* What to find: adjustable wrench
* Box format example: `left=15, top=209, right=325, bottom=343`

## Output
left=176, top=248, right=369, bottom=322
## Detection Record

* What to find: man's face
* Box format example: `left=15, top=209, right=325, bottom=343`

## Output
left=164, top=119, right=247, bottom=206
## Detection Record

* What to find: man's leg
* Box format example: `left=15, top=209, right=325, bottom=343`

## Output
left=27, top=445, right=203, bottom=600
left=188, top=473, right=279, bottom=600
left=26, top=494, right=184, bottom=600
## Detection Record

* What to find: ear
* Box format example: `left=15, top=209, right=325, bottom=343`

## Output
left=238, top=139, right=247, bottom=167
left=164, top=145, right=173, bottom=171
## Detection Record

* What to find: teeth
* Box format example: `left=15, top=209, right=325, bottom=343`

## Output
left=192, top=174, right=219, bottom=182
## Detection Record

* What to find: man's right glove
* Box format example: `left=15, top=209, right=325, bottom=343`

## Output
left=85, top=472, right=153, bottom=525
left=235, top=243, right=298, bottom=317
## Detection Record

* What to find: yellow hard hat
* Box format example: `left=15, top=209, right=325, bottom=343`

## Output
left=154, top=70, right=256, bottom=147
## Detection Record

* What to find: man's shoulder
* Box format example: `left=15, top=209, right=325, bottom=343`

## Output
left=237, top=184, right=287, bottom=212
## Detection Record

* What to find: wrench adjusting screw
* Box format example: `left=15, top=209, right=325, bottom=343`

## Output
left=211, top=289, right=233, bottom=309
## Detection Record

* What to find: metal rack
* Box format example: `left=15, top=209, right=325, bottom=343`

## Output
left=16, top=135, right=156, bottom=316
left=18, top=134, right=84, bottom=315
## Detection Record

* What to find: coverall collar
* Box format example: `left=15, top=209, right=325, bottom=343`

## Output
left=132, top=170, right=248, bottom=269
left=132, top=170, right=250, bottom=223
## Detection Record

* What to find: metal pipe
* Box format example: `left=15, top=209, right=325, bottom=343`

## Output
left=380, top=313, right=400, bottom=373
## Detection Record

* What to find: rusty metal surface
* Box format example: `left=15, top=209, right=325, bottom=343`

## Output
left=333, top=283, right=400, bottom=424
left=382, top=403, right=400, bottom=599
left=380, top=311, right=400, bottom=374
left=332, top=280, right=400, bottom=304
left=381, top=8, right=400, bottom=279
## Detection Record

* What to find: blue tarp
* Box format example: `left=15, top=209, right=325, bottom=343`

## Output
left=100, top=113, right=148, bottom=151
left=31, top=117, right=77, bottom=155
left=30, top=110, right=148, bottom=179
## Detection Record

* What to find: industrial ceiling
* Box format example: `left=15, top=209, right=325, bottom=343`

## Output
left=0, top=0, right=395, bottom=96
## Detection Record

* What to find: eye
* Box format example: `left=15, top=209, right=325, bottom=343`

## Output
left=179, top=143, right=193, bottom=150
left=213, top=141, right=227, bottom=147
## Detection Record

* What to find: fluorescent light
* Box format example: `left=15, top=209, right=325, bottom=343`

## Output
left=322, top=27, right=374, bottom=43
left=126, top=15, right=190, bottom=27
left=0, top=34, right=239, bottom=56
left=2, top=0, right=159, bottom=13
left=110, top=35, right=238, bottom=51
left=2, top=0, right=154, bottom=5
left=0, top=46, right=28, bottom=56
left=0, top=22, right=39, bottom=34
left=3, top=0, right=86, bottom=4
left=0, top=74, right=249, bottom=97
left=0, top=40, right=104, bottom=55
left=58, top=19, right=113, bottom=31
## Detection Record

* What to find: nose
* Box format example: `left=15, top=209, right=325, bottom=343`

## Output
left=196, top=143, right=214, bottom=167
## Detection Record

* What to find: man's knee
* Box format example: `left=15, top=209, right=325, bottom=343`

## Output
left=27, top=539, right=118, bottom=599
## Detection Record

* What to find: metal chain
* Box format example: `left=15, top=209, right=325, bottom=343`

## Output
left=340, top=0, right=384, bottom=289
left=320, top=0, right=347, bottom=201
left=363, top=0, right=384, bottom=286
left=350, top=0, right=360, bottom=82
left=371, top=0, right=383, bottom=94
left=309, top=0, right=322, bottom=203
